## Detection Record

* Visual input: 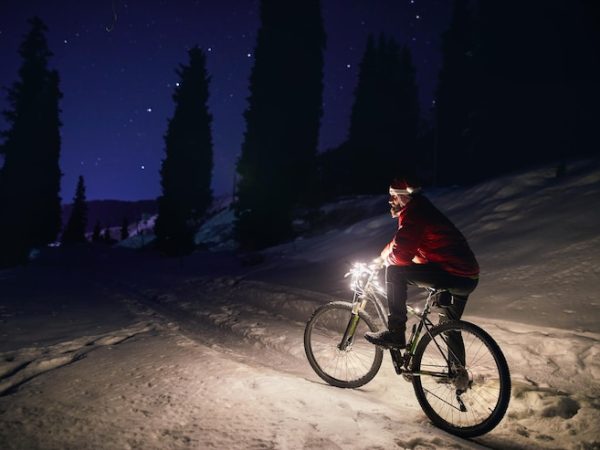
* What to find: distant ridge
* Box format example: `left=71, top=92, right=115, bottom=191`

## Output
left=62, top=199, right=158, bottom=232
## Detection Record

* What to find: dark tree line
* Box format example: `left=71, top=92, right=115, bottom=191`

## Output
left=0, top=17, right=62, bottom=268
left=61, top=175, right=131, bottom=246
left=3, top=2, right=598, bottom=263
left=435, top=0, right=600, bottom=186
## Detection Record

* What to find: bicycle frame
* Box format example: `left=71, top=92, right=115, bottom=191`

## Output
left=344, top=263, right=452, bottom=378
left=307, top=263, right=511, bottom=436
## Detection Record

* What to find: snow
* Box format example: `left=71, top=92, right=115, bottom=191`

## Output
left=1, top=158, right=599, bottom=449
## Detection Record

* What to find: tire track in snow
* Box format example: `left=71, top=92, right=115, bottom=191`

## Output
left=0, top=321, right=155, bottom=396
left=104, top=276, right=323, bottom=379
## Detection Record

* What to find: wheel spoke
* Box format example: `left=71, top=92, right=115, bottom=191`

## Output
left=305, top=303, right=383, bottom=388
left=411, top=321, right=510, bottom=437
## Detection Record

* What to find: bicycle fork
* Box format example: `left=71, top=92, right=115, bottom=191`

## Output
left=338, top=298, right=369, bottom=351
left=338, top=312, right=360, bottom=351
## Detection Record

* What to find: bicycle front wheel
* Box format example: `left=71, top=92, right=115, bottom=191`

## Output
left=411, top=320, right=511, bottom=438
left=304, top=301, right=383, bottom=388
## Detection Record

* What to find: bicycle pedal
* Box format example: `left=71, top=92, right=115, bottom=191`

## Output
left=377, top=342, right=406, bottom=350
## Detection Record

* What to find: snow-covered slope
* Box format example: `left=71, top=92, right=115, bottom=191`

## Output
left=0, top=158, right=599, bottom=450
left=256, top=158, right=600, bottom=333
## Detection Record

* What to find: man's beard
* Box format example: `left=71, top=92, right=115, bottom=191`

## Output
left=390, top=204, right=402, bottom=217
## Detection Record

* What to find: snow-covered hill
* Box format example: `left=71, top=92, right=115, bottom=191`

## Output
left=0, top=158, right=599, bottom=449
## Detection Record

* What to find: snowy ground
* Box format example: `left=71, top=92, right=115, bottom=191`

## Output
left=1, top=158, right=599, bottom=449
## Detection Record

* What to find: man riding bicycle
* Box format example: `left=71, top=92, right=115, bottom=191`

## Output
left=365, top=177, right=479, bottom=349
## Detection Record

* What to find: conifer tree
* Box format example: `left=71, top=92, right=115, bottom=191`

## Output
left=329, top=34, right=419, bottom=195
left=394, top=45, right=420, bottom=177
left=61, top=175, right=88, bottom=244
left=92, top=221, right=102, bottom=243
left=102, top=227, right=113, bottom=244
left=120, top=217, right=129, bottom=241
left=155, top=46, right=213, bottom=256
left=0, top=17, right=62, bottom=267
left=434, top=0, right=476, bottom=185
left=235, top=0, right=326, bottom=249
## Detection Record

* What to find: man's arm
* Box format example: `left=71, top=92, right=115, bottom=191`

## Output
left=385, top=213, right=424, bottom=266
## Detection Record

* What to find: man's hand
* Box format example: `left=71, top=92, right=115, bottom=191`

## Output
left=369, top=256, right=385, bottom=270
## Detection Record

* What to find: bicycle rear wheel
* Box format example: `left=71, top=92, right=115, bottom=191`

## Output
left=304, top=301, right=383, bottom=388
left=411, top=320, right=511, bottom=438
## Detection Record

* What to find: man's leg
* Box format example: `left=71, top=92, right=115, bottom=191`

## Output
left=386, top=265, right=408, bottom=333
left=364, top=265, right=408, bottom=347
left=439, top=295, right=468, bottom=369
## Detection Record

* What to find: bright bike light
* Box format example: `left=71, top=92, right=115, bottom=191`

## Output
left=347, top=261, right=376, bottom=292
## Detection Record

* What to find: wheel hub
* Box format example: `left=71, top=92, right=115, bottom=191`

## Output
left=452, top=367, right=472, bottom=391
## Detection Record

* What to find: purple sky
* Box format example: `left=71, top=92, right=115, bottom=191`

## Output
left=0, top=0, right=450, bottom=201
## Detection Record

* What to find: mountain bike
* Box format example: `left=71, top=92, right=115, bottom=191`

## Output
left=304, top=262, right=511, bottom=438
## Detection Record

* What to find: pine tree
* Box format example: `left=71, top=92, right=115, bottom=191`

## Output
left=102, top=227, right=112, bottom=244
left=331, top=34, right=419, bottom=195
left=235, top=0, right=326, bottom=250
left=154, top=46, right=213, bottom=256
left=434, top=0, right=476, bottom=186
left=61, top=175, right=88, bottom=244
left=0, top=17, right=62, bottom=267
left=344, top=34, right=379, bottom=193
left=92, top=221, right=102, bottom=243
left=120, top=217, right=129, bottom=241
left=393, top=45, right=420, bottom=178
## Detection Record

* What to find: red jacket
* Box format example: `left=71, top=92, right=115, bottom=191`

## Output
left=382, top=194, right=479, bottom=278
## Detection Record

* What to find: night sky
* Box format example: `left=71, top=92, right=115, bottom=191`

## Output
left=0, top=0, right=451, bottom=201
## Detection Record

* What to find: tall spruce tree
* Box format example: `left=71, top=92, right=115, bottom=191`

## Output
left=102, top=227, right=113, bottom=244
left=394, top=45, right=420, bottom=178
left=434, top=0, right=476, bottom=186
left=92, top=221, right=102, bottom=243
left=235, top=0, right=326, bottom=250
left=341, top=34, right=419, bottom=194
left=154, top=46, right=213, bottom=256
left=0, top=17, right=62, bottom=267
left=120, top=217, right=129, bottom=241
left=61, top=175, right=88, bottom=244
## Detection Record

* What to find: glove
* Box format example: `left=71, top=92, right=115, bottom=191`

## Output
left=369, top=256, right=385, bottom=270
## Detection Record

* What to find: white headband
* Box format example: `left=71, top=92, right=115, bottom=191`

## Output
left=389, top=186, right=421, bottom=196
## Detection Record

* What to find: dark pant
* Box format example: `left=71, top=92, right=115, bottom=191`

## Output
left=386, top=264, right=478, bottom=367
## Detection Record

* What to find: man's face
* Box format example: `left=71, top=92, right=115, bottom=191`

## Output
left=389, top=194, right=410, bottom=217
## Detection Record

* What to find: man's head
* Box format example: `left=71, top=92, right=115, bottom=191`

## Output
left=388, top=177, right=421, bottom=217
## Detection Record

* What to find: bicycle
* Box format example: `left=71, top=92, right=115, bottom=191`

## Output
left=304, top=262, right=511, bottom=438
